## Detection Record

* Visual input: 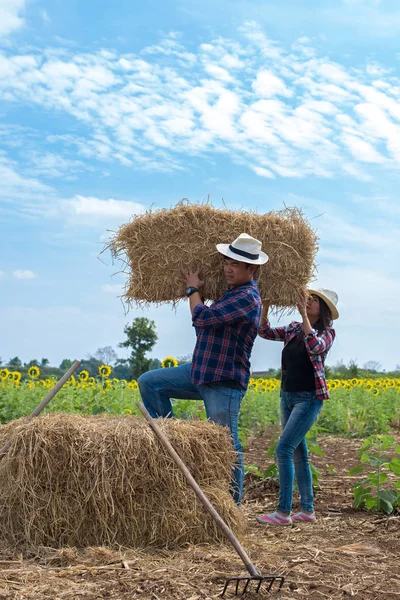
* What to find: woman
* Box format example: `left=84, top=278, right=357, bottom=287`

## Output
left=256, top=288, right=339, bottom=525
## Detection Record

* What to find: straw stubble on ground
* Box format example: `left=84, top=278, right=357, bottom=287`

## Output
left=0, top=435, right=399, bottom=599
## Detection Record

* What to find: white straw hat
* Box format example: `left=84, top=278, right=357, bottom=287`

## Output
left=216, top=233, right=268, bottom=265
left=307, top=288, right=339, bottom=320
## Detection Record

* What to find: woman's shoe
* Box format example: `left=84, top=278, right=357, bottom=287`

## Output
left=292, top=511, right=316, bottom=522
left=256, top=511, right=292, bottom=525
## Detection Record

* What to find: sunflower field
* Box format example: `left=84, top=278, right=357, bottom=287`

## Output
left=0, top=362, right=399, bottom=443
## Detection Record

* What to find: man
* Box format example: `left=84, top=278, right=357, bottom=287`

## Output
left=138, top=233, right=268, bottom=504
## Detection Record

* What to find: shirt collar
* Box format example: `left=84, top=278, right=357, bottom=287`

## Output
left=227, top=280, right=257, bottom=291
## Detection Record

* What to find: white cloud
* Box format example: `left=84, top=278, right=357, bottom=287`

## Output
left=0, top=0, right=27, bottom=36
left=1, top=27, right=400, bottom=183
left=341, top=134, right=385, bottom=163
left=251, top=166, right=275, bottom=178
left=13, top=269, right=36, bottom=279
left=101, top=283, right=124, bottom=294
left=41, top=9, right=50, bottom=23
left=252, top=70, right=292, bottom=98
left=61, top=196, right=146, bottom=221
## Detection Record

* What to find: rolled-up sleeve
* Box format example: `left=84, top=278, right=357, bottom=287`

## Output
left=258, top=319, right=287, bottom=341
left=192, top=293, right=256, bottom=328
left=304, top=328, right=335, bottom=355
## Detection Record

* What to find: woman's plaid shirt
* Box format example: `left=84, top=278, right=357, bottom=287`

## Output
left=191, top=281, right=262, bottom=389
left=258, top=319, right=335, bottom=400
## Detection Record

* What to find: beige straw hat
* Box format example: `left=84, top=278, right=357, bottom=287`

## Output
left=307, top=288, right=339, bottom=320
left=216, top=233, right=268, bottom=265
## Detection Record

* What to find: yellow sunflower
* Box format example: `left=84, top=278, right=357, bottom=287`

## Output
left=12, top=371, right=22, bottom=383
left=0, top=368, right=9, bottom=379
left=79, top=370, right=89, bottom=382
left=7, top=372, right=14, bottom=381
left=161, top=356, right=178, bottom=368
left=123, top=408, right=133, bottom=414
left=99, top=364, right=112, bottom=378
left=28, top=365, right=40, bottom=379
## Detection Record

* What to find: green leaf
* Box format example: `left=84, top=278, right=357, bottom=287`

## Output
left=353, top=489, right=371, bottom=508
left=348, top=465, right=364, bottom=476
left=266, top=437, right=278, bottom=457
left=360, top=452, right=371, bottom=463
left=378, top=489, right=398, bottom=504
left=378, top=498, right=393, bottom=514
left=308, top=444, right=325, bottom=457
left=365, top=495, right=378, bottom=510
left=244, top=465, right=262, bottom=477
left=380, top=435, right=396, bottom=450
left=366, top=473, right=379, bottom=486
left=388, top=457, right=400, bottom=476
left=368, top=457, right=388, bottom=467
left=263, top=464, right=278, bottom=479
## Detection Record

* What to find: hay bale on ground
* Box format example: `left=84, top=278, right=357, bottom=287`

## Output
left=109, top=200, right=318, bottom=308
left=0, top=414, right=245, bottom=549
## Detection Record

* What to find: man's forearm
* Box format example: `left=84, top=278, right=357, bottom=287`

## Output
left=189, top=291, right=203, bottom=315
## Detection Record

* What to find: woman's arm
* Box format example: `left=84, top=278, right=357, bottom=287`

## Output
left=258, top=304, right=287, bottom=341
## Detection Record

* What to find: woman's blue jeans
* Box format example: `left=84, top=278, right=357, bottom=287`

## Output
left=138, top=363, right=245, bottom=505
left=276, top=391, right=323, bottom=514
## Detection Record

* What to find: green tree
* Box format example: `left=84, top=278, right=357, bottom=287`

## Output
left=25, top=359, right=39, bottom=368
left=8, top=357, right=22, bottom=368
left=59, top=359, right=74, bottom=371
left=119, top=318, right=158, bottom=380
left=113, top=358, right=131, bottom=380
left=41, top=358, right=50, bottom=367
left=151, top=358, right=162, bottom=370
left=348, top=359, right=359, bottom=378
left=94, top=346, right=118, bottom=365
left=79, top=356, right=103, bottom=378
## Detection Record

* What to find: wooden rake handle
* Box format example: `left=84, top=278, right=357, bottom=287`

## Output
left=0, top=360, right=81, bottom=459
left=137, top=402, right=259, bottom=578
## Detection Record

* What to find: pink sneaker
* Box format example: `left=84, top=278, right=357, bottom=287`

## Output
left=256, top=511, right=292, bottom=526
left=292, top=511, right=316, bottom=523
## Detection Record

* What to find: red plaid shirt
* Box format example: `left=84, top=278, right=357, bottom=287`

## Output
left=258, top=320, right=335, bottom=400
left=191, top=281, right=261, bottom=389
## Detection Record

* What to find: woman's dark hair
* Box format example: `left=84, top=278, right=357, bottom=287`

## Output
left=313, top=297, right=333, bottom=333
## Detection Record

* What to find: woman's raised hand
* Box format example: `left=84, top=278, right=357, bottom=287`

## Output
left=261, top=304, right=269, bottom=324
left=296, top=290, right=308, bottom=317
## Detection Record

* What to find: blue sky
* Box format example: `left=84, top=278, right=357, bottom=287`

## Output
left=1, top=0, right=399, bottom=372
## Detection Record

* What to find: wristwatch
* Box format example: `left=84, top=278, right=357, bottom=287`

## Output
left=185, top=286, right=199, bottom=297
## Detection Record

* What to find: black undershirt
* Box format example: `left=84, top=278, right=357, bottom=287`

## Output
left=281, top=335, right=316, bottom=392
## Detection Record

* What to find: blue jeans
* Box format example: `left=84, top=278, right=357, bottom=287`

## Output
left=276, top=391, right=323, bottom=514
left=138, top=363, right=245, bottom=505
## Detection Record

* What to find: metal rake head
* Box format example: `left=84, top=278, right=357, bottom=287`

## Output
left=222, top=574, right=285, bottom=597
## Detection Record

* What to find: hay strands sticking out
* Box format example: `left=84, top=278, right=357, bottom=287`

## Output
left=0, top=360, right=81, bottom=459
left=138, top=402, right=285, bottom=597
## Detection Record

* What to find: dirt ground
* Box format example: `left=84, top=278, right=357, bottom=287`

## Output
left=0, top=434, right=399, bottom=600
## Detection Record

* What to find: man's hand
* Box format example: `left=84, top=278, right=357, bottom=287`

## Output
left=185, top=268, right=204, bottom=289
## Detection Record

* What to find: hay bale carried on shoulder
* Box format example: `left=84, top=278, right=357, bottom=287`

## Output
left=0, top=414, right=245, bottom=549
left=109, top=200, right=318, bottom=308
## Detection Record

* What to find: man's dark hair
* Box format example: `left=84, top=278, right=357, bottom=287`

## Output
left=245, top=263, right=260, bottom=277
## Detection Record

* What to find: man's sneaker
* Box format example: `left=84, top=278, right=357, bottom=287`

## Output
left=256, top=511, right=292, bottom=526
left=292, top=511, right=316, bottom=523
